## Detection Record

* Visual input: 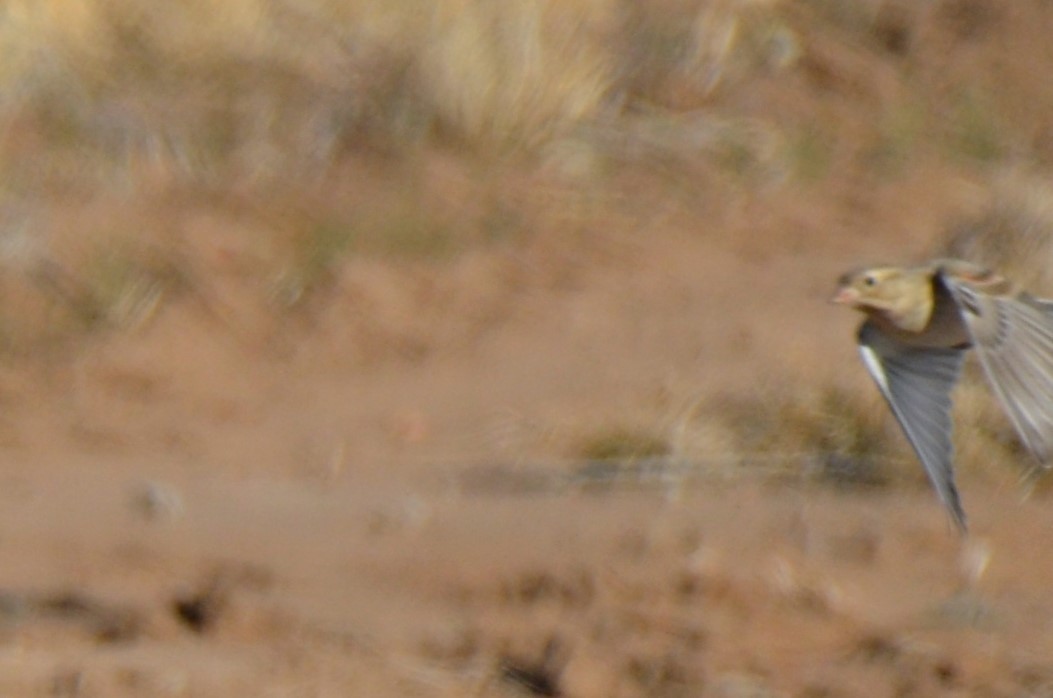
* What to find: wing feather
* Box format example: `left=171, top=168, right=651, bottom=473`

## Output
left=944, top=279, right=1053, bottom=464
left=857, top=322, right=967, bottom=532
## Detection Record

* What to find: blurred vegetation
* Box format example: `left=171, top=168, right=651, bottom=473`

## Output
left=4, top=0, right=1038, bottom=199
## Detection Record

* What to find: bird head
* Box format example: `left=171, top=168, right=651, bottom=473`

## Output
left=832, top=266, right=913, bottom=311
left=833, top=264, right=940, bottom=333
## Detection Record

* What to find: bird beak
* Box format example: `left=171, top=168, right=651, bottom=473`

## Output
left=831, top=287, right=859, bottom=305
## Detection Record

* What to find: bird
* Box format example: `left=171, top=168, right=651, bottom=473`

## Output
left=833, top=258, right=1053, bottom=533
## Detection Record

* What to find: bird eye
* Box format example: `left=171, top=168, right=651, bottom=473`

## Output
left=863, top=274, right=877, bottom=287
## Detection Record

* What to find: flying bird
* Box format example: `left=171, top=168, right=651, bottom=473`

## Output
left=833, top=258, right=1053, bottom=533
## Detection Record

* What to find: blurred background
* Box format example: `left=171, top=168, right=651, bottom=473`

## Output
left=1, top=0, right=1053, bottom=695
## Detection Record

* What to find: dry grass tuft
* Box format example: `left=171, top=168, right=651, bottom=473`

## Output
left=35, top=242, right=193, bottom=334
left=670, top=369, right=1039, bottom=492
left=939, top=168, right=1053, bottom=294
left=576, top=425, right=671, bottom=462
left=420, top=2, right=613, bottom=149
left=668, top=382, right=904, bottom=488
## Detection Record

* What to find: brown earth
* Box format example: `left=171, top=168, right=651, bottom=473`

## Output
left=5, top=2, right=1053, bottom=697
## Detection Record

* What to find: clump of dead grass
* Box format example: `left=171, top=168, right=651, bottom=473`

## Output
left=938, top=168, right=1053, bottom=294
left=561, top=367, right=1017, bottom=492
left=560, top=381, right=910, bottom=488
left=681, top=383, right=902, bottom=487
left=420, top=2, right=613, bottom=149
left=576, top=425, right=671, bottom=462
left=0, top=239, right=188, bottom=358
left=666, top=370, right=1037, bottom=493
left=35, top=242, right=189, bottom=333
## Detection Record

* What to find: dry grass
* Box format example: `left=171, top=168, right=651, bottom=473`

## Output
left=677, top=384, right=906, bottom=487
left=575, top=425, right=671, bottom=462
left=648, top=370, right=1040, bottom=495
left=0, top=0, right=815, bottom=187
left=0, top=0, right=1036, bottom=194
left=938, top=168, right=1053, bottom=293
left=556, top=380, right=908, bottom=490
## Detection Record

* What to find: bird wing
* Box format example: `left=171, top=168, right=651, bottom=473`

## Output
left=857, top=321, right=967, bottom=531
left=943, top=277, right=1053, bottom=466
left=1026, top=296, right=1053, bottom=321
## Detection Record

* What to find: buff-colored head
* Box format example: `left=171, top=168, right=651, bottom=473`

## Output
left=832, top=264, right=940, bottom=333
left=832, top=266, right=918, bottom=311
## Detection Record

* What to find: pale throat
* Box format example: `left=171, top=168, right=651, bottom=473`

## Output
left=868, top=293, right=934, bottom=334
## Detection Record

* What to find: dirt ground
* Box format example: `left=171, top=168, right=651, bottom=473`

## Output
left=6, top=2, right=1053, bottom=697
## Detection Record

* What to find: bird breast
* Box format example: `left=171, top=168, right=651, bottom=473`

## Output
left=869, top=281, right=971, bottom=349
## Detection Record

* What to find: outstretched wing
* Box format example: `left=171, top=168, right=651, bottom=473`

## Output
left=857, top=322, right=968, bottom=532
left=943, top=277, right=1053, bottom=466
